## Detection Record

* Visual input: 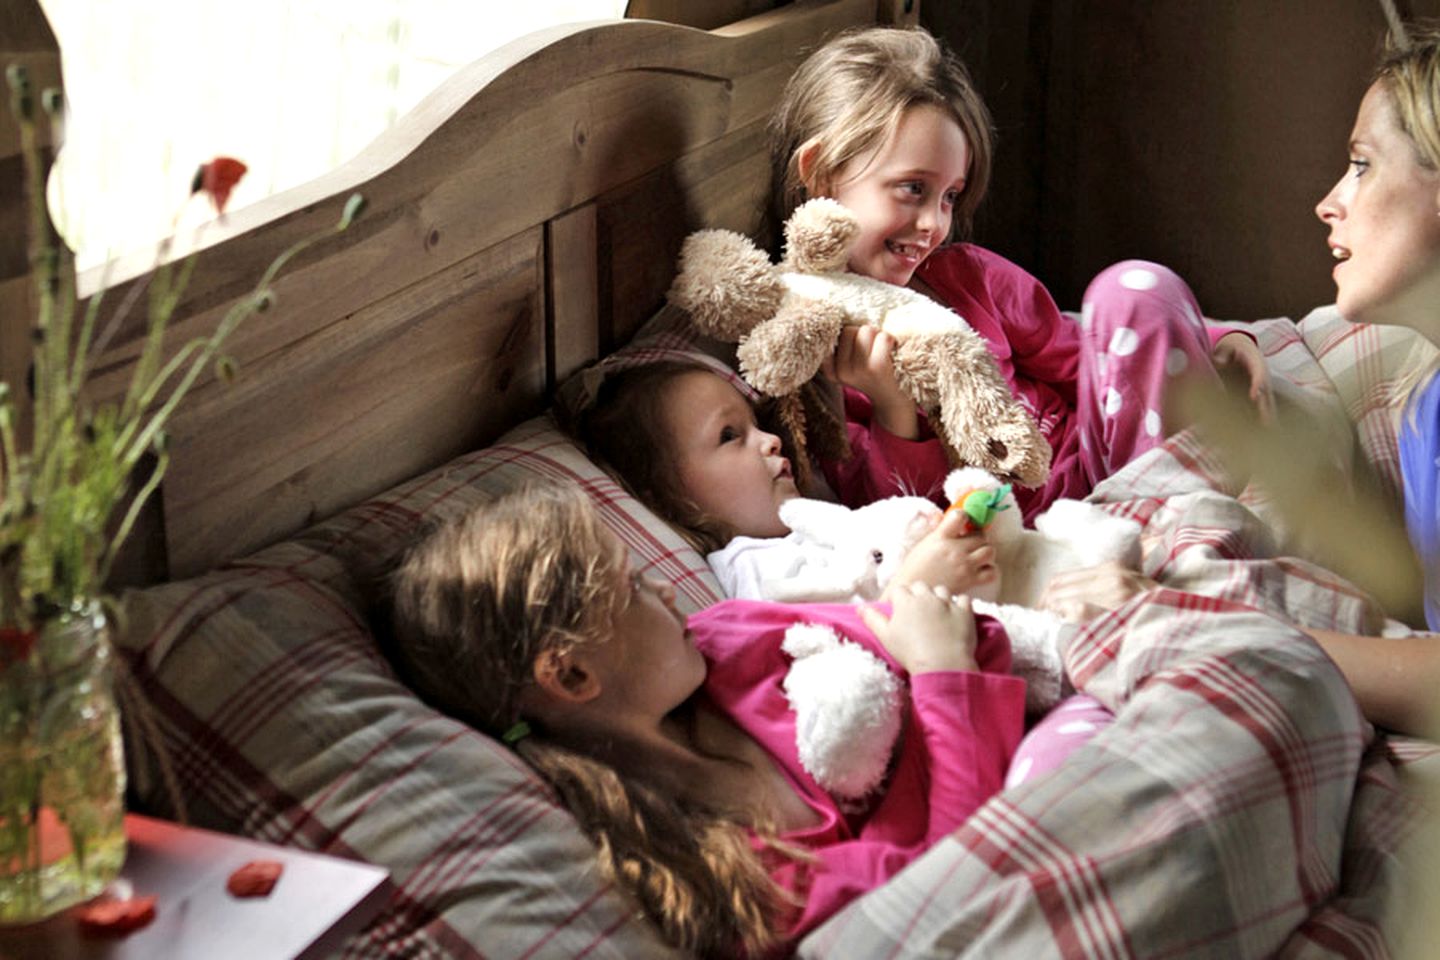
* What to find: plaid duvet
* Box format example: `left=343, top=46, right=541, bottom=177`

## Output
left=117, top=307, right=1437, bottom=958
left=801, top=310, right=1439, bottom=958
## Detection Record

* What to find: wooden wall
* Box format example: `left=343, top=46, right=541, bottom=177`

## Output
left=926, top=0, right=1440, bottom=322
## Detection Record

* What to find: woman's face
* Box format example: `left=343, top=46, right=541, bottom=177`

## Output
left=1316, top=82, right=1440, bottom=334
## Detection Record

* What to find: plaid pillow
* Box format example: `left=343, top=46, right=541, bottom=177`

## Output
left=117, top=414, right=718, bottom=958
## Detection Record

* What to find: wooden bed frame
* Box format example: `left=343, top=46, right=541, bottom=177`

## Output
left=11, top=0, right=916, bottom=583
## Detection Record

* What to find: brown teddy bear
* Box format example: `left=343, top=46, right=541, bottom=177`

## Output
left=667, top=197, right=1052, bottom=488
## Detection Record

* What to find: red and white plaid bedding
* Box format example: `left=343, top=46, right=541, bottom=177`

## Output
left=801, top=310, right=1439, bottom=958
left=804, top=592, right=1432, bottom=958
left=117, top=306, right=1437, bottom=958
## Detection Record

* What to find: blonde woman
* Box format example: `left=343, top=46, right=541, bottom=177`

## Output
left=1309, top=24, right=1440, bottom=736
left=1044, top=25, right=1440, bottom=737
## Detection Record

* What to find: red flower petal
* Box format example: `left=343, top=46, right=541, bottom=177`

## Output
left=194, top=156, right=248, bottom=214
left=226, top=859, right=283, bottom=897
left=75, top=895, right=158, bottom=937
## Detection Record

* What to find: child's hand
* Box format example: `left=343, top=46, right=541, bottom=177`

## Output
left=1037, top=560, right=1157, bottom=622
left=885, top=509, right=997, bottom=598
left=1211, top=332, right=1275, bottom=424
left=822, top=326, right=919, bottom=439
left=860, top=581, right=979, bottom=674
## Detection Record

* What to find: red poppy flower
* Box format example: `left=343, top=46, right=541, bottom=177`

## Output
left=191, top=156, right=248, bottom=214
left=0, top=625, right=36, bottom=666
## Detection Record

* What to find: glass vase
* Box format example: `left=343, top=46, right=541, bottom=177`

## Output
left=0, top=602, right=128, bottom=924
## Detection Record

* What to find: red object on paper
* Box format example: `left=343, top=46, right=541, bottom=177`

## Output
left=75, top=895, right=158, bottom=937
left=191, top=156, right=248, bottom=214
left=227, top=859, right=283, bottom=897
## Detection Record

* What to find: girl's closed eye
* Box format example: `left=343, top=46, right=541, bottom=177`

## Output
left=1349, top=157, right=1370, bottom=178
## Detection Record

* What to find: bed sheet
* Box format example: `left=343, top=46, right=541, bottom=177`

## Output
left=800, top=315, right=1439, bottom=958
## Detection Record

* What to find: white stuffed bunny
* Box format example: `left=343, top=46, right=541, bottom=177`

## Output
left=941, top=466, right=1143, bottom=710
left=709, top=469, right=1143, bottom=800
left=942, top=466, right=1143, bottom=609
left=707, top=494, right=940, bottom=603
left=781, top=622, right=903, bottom=805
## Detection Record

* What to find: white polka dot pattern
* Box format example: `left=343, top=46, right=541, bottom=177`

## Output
left=1166, top=348, right=1189, bottom=376
left=1109, top=327, right=1140, bottom=357
left=1104, top=387, right=1124, bottom=416
left=1145, top=409, right=1162, bottom=437
left=1057, top=721, right=1098, bottom=736
left=1119, top=267, right=1159, bottom=291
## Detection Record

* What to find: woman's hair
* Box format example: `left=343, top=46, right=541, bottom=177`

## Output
left=568, top=360, right=745, bottom=554
left=1375, top=21, right=1440, bottom=171
left=769, top=26, right=994, bottom=238
left=389, top=484, right=789, bottom=957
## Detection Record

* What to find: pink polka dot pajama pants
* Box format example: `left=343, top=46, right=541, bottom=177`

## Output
left=1075, top=260, right=1220, bottom=489
left=1006, top=261, right=1220, bottom=786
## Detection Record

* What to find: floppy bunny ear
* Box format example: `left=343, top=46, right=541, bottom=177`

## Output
left=778, top=497, right=855, bottom=541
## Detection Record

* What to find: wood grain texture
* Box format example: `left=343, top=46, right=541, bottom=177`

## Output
left=35, top=0, right=877, bottom=579
left=548, top=202, right=600, bottom=387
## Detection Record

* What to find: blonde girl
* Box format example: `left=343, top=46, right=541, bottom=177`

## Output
left=770, top=26, right=1273, bottom=522
left=389, top=483, right=1024, bottom=955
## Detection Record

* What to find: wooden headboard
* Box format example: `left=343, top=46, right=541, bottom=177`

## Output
left=48, top=0, right=910, bottom=582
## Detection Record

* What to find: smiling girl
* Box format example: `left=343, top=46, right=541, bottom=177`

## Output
left=771, top=27, right=1273, bottom=520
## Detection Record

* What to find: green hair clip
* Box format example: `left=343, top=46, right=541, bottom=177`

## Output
left=501, top=720, right=532, bottom=746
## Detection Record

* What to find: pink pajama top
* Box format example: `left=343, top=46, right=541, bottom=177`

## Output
left=688, top=599, right=1026, bottom=950
left=826, top=243, right=1241, bottom=521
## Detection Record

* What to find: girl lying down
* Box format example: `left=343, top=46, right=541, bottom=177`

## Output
left=389, top=482, right=1026, bottom=957
left=572, top=358, right=1117, bottom=777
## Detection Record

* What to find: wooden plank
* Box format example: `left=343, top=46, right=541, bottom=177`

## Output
left=547, top=203, right=599, bottom=388
left=83, top=60, right=735, bottom=405
left=599, top=121, right=773, bottom=347
left=160, top=228, right=546, bottom=577
left=626, top=0, right=780, bottom=30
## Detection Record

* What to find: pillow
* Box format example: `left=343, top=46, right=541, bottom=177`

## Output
left=117, top=414, right=720, bottom=958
